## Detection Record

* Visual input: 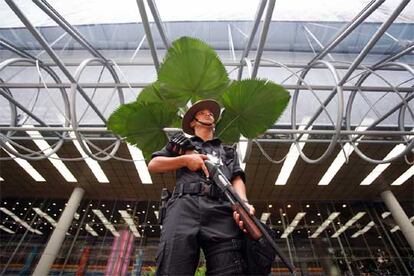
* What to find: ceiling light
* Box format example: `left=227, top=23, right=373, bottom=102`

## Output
left=360, top=144, right=407, bottom=185
left=331, top=212, right=365, bottom=238
left=318, top=120, right=372, bottom=185
left=119, top=210, right=141, bottom=237
left=391, top=166, right=414, bottom=186
left=351, top=221, right=375, bottom=238
left=85, top=224, right=99, bottom=236
left=310, top=212, right=340, bottom=238
left=25, top=126, right=77, bottom=182
left=276, top=119, right=312, bottom=185
left=0, top=207, right=42, bottom=235
left=260, top=212, right=271, bottom=223
left=3, top=142, right=46, bottom=182
left=381, top=212, right=391, bottom=219
left=127, top=144, right=153, bottom=184
left=92, top=209, right=119, bottom=237
left=33, top=208, right=57, bottom=227
left=306, top=204, right=310, bottom=208
left=70, top=132, right=109, bottom=183
left=0, top=176, right=4, bottom=181
left=281, top=212, right=306, bottom=238
left=0, top=225, right=14, bottom=234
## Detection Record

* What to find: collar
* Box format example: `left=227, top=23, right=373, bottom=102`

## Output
left=191, top=135, right=222, bottom=146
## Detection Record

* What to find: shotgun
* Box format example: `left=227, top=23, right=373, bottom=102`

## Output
left=204, top=160, right=296, bottom=274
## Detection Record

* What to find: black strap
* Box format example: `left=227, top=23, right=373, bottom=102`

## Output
left=173, top=182, right=224, bottom=200
left=175, top=182, right=204, bottom=196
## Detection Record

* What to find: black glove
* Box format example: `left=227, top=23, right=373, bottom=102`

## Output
left=166, top=132, right=195, bottom=155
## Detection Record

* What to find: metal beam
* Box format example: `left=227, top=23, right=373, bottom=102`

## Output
left=146, top=0, right=171, bottom=48
left=295, top=0, right=410, bottom=141
left=32, top=0, right=125, bottom=106
left=33, top=0, right=105, bottom=60
left=5, top=0, right=107, bottom=123
left=339, top=0, right=410, bottom=86
left=1, top=126, right=412, bottom=136
left=0, top=38, right=38, bottom=60
left=251, top=0, right=275, bottom=78
left=237, top=0, right=268, bottom=80
left=136, top=0, right=160, bottom=72
left=0, top=82, right=413, bottom=92
left=5, top=61, right=413, bottom=70
left=306, top=0, right=385, bottom=66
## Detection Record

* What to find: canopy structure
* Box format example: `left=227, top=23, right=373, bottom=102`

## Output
left=0, top=2, right=413, bottom=274
left=0, top=0, right=413, bottom=200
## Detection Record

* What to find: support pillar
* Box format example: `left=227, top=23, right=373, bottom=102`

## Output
left=33, top=187, right=85, bottom=276
left=380, top=190, right=414, bottom=250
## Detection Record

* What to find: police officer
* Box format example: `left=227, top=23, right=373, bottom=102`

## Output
left=148, top=99, right=255, bottom=275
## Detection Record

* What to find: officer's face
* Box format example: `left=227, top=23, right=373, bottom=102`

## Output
left=190, top=108, right=215, bottom=130
left=195, top=109, right=215, bottom=123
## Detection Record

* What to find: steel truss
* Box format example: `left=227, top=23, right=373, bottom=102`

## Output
left=0, top=0, right=413, bottom=164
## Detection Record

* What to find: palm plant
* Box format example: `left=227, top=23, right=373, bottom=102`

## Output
left=108, top=37, right=290, bottom=159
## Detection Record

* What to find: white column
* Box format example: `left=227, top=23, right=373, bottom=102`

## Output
left=33, top=187, right=85, bottom=276
left=381, top=190, right=414, bottom=250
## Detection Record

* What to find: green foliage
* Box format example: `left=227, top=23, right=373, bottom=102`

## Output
left=157, top=36, right=230, bottom=104
left=216, top=79, right=291, bottom=143
left=108, top=36, right=290, bottom=159
left=136, top=81, right=163, bottom=103
left=195, top=265, right=206, bottom=276
left=107, top=101, right=178, bottom=160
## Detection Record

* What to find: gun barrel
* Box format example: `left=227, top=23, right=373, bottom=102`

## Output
left=204, top=160, right=296, bottom=274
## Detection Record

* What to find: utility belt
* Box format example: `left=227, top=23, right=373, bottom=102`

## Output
left=173, top=180, right=225, bottom=200
left=158, top=180, right=225, bottom=225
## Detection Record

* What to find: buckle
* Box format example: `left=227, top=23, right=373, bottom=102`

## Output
left=201, top=183, right=210, bottom=196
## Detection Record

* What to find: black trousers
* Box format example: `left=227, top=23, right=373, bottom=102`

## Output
left=155, top=193, right=246, bottom=275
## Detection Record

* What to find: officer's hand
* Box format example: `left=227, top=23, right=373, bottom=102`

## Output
left=233, top=203, right=255, bottom=234
left=184, top=154, right=210, bottom=178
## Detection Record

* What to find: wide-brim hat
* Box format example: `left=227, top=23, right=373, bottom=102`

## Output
left=182, top=99, right=221, bottom=135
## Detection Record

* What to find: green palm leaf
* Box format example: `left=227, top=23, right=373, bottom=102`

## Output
left=136, top=82, right=163, bottom=103
left=216, top=79, right=291, bottom=143
left=157, top=37, right=230, bottom=104
left=137, top=81, right=190, bottom=110
left=108, top=101, right=179, bottom=159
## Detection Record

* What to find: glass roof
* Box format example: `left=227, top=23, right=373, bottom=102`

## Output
left=1, top=0, right=413, bottom=28
left=0, top=0, right=413, bottom=128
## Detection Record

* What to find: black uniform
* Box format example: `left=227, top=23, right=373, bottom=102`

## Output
left=152, top=136, right=247, bottom=275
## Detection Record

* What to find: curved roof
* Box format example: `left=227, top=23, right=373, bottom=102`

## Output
left=1, top=0, right=413, bottom=28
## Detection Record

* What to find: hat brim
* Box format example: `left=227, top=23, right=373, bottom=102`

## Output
left=182, top=99, right=221, bottom=135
